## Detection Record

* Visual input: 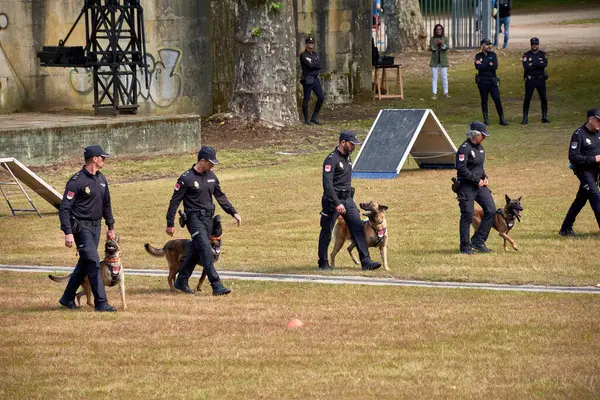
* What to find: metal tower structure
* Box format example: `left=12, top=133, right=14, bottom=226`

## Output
left=38, top=0, right=148, bottom=115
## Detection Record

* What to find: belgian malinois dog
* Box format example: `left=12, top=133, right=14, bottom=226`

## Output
left=473, top=194, right=523, bottom=251
left=144, top=215, right=222, bottom=292
left=49, top=237, right=127, bottom=310
left=330, top=202, right=389, bottom=270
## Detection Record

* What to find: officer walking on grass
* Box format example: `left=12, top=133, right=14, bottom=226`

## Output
left=559, top=109, right=600, bottom=236
left=300, top=36, right=325, bottom=125
left=521, top=37, right=550, bottom=125
left=58, top=145, right=116, bottom=312
left=317, top=132, right=381, bottom=271
left=166, top=146, right=241, bottom=296
left=455, top=122, right=496, bottom=254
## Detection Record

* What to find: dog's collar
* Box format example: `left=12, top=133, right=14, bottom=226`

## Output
left=497, top=208, right=516, bottom=228
left=209, top=236, right=221, bottom=241
left=105, top=256, right=120, bottom=264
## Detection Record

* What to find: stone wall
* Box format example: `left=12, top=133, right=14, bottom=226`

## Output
left=295, top=0, right=372, bottom=104
left=0, top=0, right=213, bottom=115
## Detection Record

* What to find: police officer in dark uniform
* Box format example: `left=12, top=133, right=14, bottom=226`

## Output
left=474, top=38, right=508, bottom=126
left=300, top=36, right=325, bottom=125
left=58, top=145, right=116, bottom=312
left=455, top=122, right=496, bottom=254
left=559, top=109, right=600, bottom=236
left=521, top=37, right=550, bottom=125
left=318, top=132, right=381, bottom=271
left=167, top=146, right=241, bottom=295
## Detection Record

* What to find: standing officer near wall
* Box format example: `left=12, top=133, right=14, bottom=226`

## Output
left=318, top=132, right=381, bottom=271
left=58, top=145, right=117, bottom=312
left=521, top=37, right=550, bottom=125
left=559, top=109, right=600, bottom=236
left=455, top=122, right=496, bottom=254
left=300, top=36, right=325, bottom=125
left=166, top=146, right=241, bottom=296
left=474, top=38, right=508, bottom=126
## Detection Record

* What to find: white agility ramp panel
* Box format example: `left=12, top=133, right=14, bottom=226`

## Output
left=352, top=109, right=457, bottom=179
left=0, top=157, right=62, bottom=211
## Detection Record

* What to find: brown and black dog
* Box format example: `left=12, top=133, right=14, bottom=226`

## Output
left=49, top=237, right=127, bottom=310
left=473, top=194, right=523, bottom=251
left=330, top=201, right=389, bottom=270
left=144, top=215, right=222, bottom=291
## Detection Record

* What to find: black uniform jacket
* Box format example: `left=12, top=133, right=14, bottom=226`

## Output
left=522, top=50, right=548, bottom=79
left=456, top=139, right=487, bottom=186
left=322, top=148, right=353, bottom=207
left=474, top=51, right=498, bottom=79
left=166, top=166, right=237, bottom=227
left=569, top=124, right=600, bottom=172
left=59, top=167, right=114, bottom=234
left=300, top=50, right=321, bottom=78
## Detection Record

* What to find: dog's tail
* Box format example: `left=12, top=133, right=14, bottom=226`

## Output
left=48, top=273, right=72, bottom=282
left=144, top=243, right=166, bottom=257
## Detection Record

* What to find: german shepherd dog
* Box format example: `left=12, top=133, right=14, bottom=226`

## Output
left=144, top=215, right=222, bottom=292
left=330, top=202, right=389, bottom=270
left=473, top=194, right=523, bottom=251
left=49, top=237, right=127, bottom=310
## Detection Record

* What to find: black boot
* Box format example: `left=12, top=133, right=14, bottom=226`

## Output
left=302, top=104, right=310, bottom=125
left=310, top=112, right=322, bottom=125
left=541, top=102, right=550, bottom=123
left=521, top=112, right=528, bottom=125
left=483, top=112, right=489, bottom=126
left=499, top=115, right=509, bottom=126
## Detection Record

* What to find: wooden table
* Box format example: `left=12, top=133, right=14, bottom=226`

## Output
left=373, top=64, right=404, bottom=100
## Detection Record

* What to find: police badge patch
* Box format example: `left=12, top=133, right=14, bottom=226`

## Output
left=471, top=150, right=476, bottom=158
left=585, top=138, right=592, bottom=145
left=85, top=187, right=91, bottom=195
left=194, top=181, right=200, bottom=188
left=325, top=165, right=332, bottom=172
left=458, top=154, right=465, bottom=162
left=571, top=142, right=578, bottom=149
left=174, top=183, right=181, bottom=191
left=339, top=161, right=344, bottom=169
left=66, top=191, right=75, bottom=200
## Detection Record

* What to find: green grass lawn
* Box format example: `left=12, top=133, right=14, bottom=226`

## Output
left=0, top=273, right=598, bottom=399
left=512, top=0, right=600, bottom=13
left=0, top=45, right=599, bottom=399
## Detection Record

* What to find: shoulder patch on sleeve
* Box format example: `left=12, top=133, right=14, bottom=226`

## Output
left=458, top=154, right=465, bottom=162
left=324, top=164, right=332, bottom=172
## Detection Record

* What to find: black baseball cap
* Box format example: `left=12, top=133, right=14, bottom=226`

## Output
left=587, top=108, right=600, bottom=119
left=305, top=36, right=315, bottom=44
left=530, top=37, right=540, bottom=45
left=470, top=121, right=489, bottom=136
left=480, top=38, right=492, bottom=45
left=84, top=145, right=110, bottom=159
left=197, top=146, right=219, bottom=165
left=339, top=131, right=361, bottom=144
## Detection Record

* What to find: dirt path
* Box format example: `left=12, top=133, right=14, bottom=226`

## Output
left=505, top=7, right=600, bottom=48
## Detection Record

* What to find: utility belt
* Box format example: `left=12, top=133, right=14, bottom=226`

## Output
left=335, top=187, right=355, bottom=200
left=70, top=217, right=101, bottom=233
left=476, top=75, right=499, bottom=85
left=301, top=75, right=319, bottom=86
left=178, top=209, right=214, bottom=227
left=526, top=74, right=547, bottom=81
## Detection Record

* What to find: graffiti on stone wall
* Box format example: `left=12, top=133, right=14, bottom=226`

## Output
left=0, top=13, right=27, bottom=112
left=67, top=47, right=185, bottom=108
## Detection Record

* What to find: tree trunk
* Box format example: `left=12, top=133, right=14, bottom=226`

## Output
left=385, top=0, right=428, bottom=53
left=229, top=0, right=298, bottom=127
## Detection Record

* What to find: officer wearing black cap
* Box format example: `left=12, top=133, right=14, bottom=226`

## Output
left=521, top=37, right=550, bottom=125
left=57, top=145, right=117, bottom=312
left=455, top=122, right=496, bottom=254
left=300, top=36, right=325, bottom=125
left=474, top=38, right=508, bottom=126
left=559, top=109, right=600, bottom=236
left=318, top=132, right=381, bottom=270
left=166, top=146, right=241, bottom=295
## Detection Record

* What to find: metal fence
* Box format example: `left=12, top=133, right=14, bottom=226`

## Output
left=420, top=0, right=497, bottom=49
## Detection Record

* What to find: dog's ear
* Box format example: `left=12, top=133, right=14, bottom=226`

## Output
left=212, top=215, right=223, bottom=236
left=505, top=194, right=511, bottom=204
left=518, top=196, right=522, bottom=201
left=378, top=204, right=388, bottom=212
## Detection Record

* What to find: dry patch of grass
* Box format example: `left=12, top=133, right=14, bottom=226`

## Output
left=0, top=272, right=598, bottom=399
